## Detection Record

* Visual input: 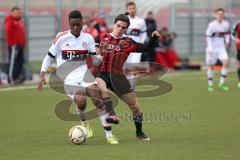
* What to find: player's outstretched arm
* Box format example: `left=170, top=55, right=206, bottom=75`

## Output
left=134, top=30, right=161, bottom=52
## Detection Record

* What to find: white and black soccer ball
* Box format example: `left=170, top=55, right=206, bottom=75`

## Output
left=68, top=125, right=87, bottom=145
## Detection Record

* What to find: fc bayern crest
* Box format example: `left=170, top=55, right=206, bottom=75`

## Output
left=82, top=42, right=88, bottom=48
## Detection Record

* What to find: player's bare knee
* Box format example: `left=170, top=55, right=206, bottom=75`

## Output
left=92, top=98, right=104, bottom=110
left=224, top=63, right=229, bottom=68
left=74, top=94, right=86, bottom=108
left=221, top=60, right=229, bottom=67
left=87, top=84, right=99, bottom=94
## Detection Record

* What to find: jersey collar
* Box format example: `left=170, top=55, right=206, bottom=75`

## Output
left=68, top=30, right=83, bottom=38
left=110, top=33, right=124, bottom=39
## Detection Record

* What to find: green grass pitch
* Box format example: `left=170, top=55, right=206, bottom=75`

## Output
left=0, top=71, right=239, bottom=160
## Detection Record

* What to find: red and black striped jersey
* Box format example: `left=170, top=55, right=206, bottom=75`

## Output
left=232, top=21, right=240, bottom=49
left=95, top=33, right=148, bottom=74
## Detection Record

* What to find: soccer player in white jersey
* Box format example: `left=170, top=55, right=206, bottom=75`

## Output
left=206, top=8, right=230, bottom=92
left=37, top=10, right=119, bottom=144
left=124, top=2, right=147, bottom=84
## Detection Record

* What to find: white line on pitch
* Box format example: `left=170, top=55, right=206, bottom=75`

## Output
left=0, top=84, right=49, bottom=92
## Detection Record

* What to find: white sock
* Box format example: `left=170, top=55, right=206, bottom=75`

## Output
left=76, top=106, right=86, bottom=125
left=220, top=67, right=228, bottom=84
left=207, top=68, right=214, bottom=86
left=105, top=130, right=113, bottom=137
left=97, top=109, right=112, bottom=137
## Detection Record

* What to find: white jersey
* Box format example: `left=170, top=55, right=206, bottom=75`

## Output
left=49, top=30, right=95, bottom=67
left=125, top=16, right=147, bottom=64
left=48, top=30, right=96, bottom=97
left=125, top=16, right=147, bottom=44
left=206, top=19, right=230, bottom=52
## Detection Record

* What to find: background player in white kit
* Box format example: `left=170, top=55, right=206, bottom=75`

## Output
left=37, top=10, right=119, bottom=144
left=206, top=8, right=230, bottom=92
left=125, top=2, right=147, bottom=83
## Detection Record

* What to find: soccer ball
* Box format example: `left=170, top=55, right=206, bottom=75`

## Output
left=68, top=125, right=87, bottom=145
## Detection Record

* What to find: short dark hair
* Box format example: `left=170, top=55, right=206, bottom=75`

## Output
left=126, top=1, right=136, bottom=8
left=11, top=6, right=20, bottom=12
left=114, top=14, right=130, bottom=27
left=215, top=8, right=225, bottom=13
left=69, top=10, right=83, bottom=21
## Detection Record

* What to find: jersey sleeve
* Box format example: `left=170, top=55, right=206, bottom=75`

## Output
left=139, top=19, right=147, bottom=43
left=95, top=35, right=100, bottom=48
left=88, top=35, right=96, bottom=53
left=224, top=21, right=230, bottom=44
left=49, top=33, right=62, bottom=57
left=131, top=39, right=145, bottom=53
left=40, top=54, right=53, bottom=72
left=232, top=22, right=240, bottom=40
left=206, top=23, right=214, bottom=52
left=5, top=18, right=15, bottom=46
left=48, top=43, right=59, bottom=57
left=132, top=36, right=158, bottom=53
left=237, top=23, right=240, bottom=37
left=231, top=22, right=238, bottom=37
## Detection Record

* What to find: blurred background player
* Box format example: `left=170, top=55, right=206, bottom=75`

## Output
left=145, top=11, right=157, bottom=41
left=82, top=11, right=109, bottom=38
left=124, top=2, right=147, bottom=85
left=206, top=8, right=230, bottom=92
left=154, top=27, right=181, bottom=70
left=37, top=10, right=118, bottom=144
left=144, top=11, right=157, bottom=65
left=4, top=6, right=26, bottom=84
left=231, top=20, right=240, bottom=88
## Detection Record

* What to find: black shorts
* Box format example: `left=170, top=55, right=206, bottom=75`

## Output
left=237, top=49, right=240, bottom=61
left=97, top=72, right=134, bottom=97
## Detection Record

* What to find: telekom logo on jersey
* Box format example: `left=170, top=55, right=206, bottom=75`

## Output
left=62, top=50, right=88, bottom=61
left=64, top=50, right=88, bottom=54
left=66, top=51, right=75, bottom=59
left=66, top=50, right=75, bottom=54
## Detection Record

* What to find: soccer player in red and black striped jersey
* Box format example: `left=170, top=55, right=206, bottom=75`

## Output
left=95, top=14, right=161, bottom=141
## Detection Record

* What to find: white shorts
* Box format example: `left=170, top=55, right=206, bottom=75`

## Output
left=126, top=52, right=142, bottom=63
left=125, top=52, right=142, bottom=69
left=206, top=48, right=229, bottom=65
left=58, top=65, right=97, bottom=100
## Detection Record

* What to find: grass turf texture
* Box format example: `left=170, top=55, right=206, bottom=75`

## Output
left=0, top=71, right=239, bottom=160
